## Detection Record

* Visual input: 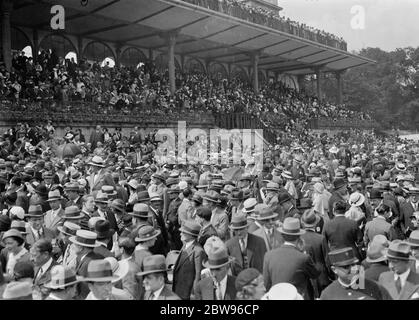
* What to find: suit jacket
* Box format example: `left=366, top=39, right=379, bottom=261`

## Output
left=300, top=229, right=332, bottom=290
left=379, top=270, right=419, bottom=300
left=364, top=216, right=395, bottom=245
left=134, top=248, right=152, bottom=299
left=75, top=251, right=103, bottom=299
left=33, top=259, right=59, bottom=300
left=226, top=234, right=266, bottom=276
left=172, top=241, right=205, bottom=300
left=44, top=207, right=65, bottom=230
left=88, top=169, right=115, bottom=193
left=16, top=190, right=29, bottom=213
left=322, top=215, right=364, bottom=261
left=93, top=244, right=114, bottom=258
left=252, top=227, right=284, bottom=251
left=144, top=285, right=180, bottom=300
left=400, top=202, right=415, bottom=235
left=122, top=257, right=141, bottom=300
left=25, top=226, right=56, bottom=247
left=328, top=193, right=349, bottom=220
left=197, top=224, right=218, bottom=247
left=195, top=275, right=237, bottom=300
left=93, top=208, right=118, bottom=233
left=65, top=197, right=83, bottom=209
left=211, top=207, right=229, bottom=241
left=263, top=244, right=320, bottom=300
left=364, top=262, right=390, bottom=282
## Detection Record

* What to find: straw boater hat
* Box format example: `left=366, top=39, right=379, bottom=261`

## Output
left=405, top=230, right=419, bottom=248
left=265, top=182, right=280, bottom=192
left=46, top=190, right=63, bottom=202
left=44, top=265, right=82, bottom=289
left=57, top=221, right=81, bottom=237
left=136, top=255, right=169, bottom=276
left=104, top=257, right=129, bottom=283
left=88, top=156, right=106, bottom=168
left=63, top=206, right=85, bottom=220
left=25, top=204, right=45, bottom=218
left=229, top=213, right=249, bottom=230
left=82, top=259, right=119, bottom=282
left=69, top=230, right=101, bottom=248
left=278, top=217, right=305, bottom=236
left=94, top=191, right=109, bottom=204
left=242, top=198, right=258, bottom=214
left=101, top=185, right=117, bottom=198
left=135, top=225, right=161, bottom=242
left=179, top=220, right=201, bottom=238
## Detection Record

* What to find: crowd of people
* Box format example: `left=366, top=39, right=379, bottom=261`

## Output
left=183, top=0, right=347, bottom=50
left=0, top=111, right=418, bottom=300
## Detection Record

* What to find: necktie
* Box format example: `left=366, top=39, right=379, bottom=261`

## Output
left=148, top=292, right=155, bottom=300
left=395, top=276, right=402, bottom=293
left=239, top=239, right=246, bottom=253
left=37, top=229, right=42, bottom=240
left=216, top=282, right=223, bottom=300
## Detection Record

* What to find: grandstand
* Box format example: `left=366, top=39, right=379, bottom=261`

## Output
left=0, top=0, right=376, bottom=144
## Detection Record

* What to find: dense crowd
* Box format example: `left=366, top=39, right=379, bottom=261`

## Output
left=183, top=0, right=347, bottom=50
left=0, top=112, right=419, bottom=300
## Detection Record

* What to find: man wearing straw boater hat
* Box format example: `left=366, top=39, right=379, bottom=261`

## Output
left=44, top=189, right=65, bottom=230
left=252, top=207, right=283, bottom=251
left=137, top=255, right=180, bottom=300
left=320, top=247, right=391, bottom=300
left=172, top=220, right=205, bottom=300
left=44, top=265, right=82, bottom=300
left=24, top=204, right=55, bottom=246
left=263, top=217, right=320, bottom=300
left=379, top=240, right=419, bottom=300
left=226, top=213, right=266, bottom=277
left=195, top=238, right=237, bottom=300
left=70, top=229, right=102, bottom=299
left=57, top=221, right=81, bottom=269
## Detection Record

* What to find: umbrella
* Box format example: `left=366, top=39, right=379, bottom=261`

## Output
left=56, top=143, right=82, bottom=159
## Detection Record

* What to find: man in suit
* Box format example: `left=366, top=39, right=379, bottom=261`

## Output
left=196, top=206, right=218, bottom=247
left=56, top=222, right=81, bottom=269
left=25, top=204, right=56, bottom=247
left=406, top=231, right=419, bottom=274
left=93, top=191, right=118, bottom=233
left=300, top=209, right=332, bottom=297
left=30, top=239, right=59, bottom=300
left=226, top=213, right=266, bottom=276
left=323, top=200, right=364, bottom=261
left=44, top=190, right=65, bottom=230
left=44, top=265, right=80, bottom=300
left=64, top=183, right=83, bottom=209
left=328, top=178, right=350, bottom=220
left=263, top=217, right=320, bottom=300
left=379, top=240, right=419, bottom=300
left=172, top=220, right=205, bottom=300
left=138, top=254, right=180, bottom=300
left=400, top=188, right=419, bottom=237
left=89, top=125, right=104, bottom=150
left=71, top=230, right=103, bottom=299
left=363, top=236, right=390, bottom=282
left=252, top=207, right=284, bottom=251
left=320, top=247, right=392, bottom=300
left=364, top=202, right=396, bottom=246
left=87, top=156, right=115, bottom=194
left=118, top=237, right=141, bottom=300
left=195, top=240, right=236, bottom=300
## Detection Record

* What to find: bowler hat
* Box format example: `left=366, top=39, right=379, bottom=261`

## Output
left=328, top=247, right=358, bottom=267
left=136, top=255, right=169, bottom=276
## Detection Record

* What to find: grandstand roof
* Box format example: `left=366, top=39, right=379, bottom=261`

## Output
left=12, top=0, right=375, bottom=74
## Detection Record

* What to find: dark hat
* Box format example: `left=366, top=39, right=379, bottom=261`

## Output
left=235, top=268, right=261, bottom=292
left=34, top=185, right=48, bottom=197
left=179, top=220, right=201, bottom=238
left=229, top=190, right=243, bottom=201
left=333, top=178, right=347, bottom=190
left=25, top=204, right=45, bottom=218
left=328, top=247, right=358, bottom=267
left=13, top=261, right=34, bottom=279
left=278, top=192, right=292, bottom=204
left=5, top=192, right=17, bottom=206
left=137, top=190, right=150, bottom=202
left=297, top=198, right=313, bottom=210
left=369, top=189, right=383, bottom=200
left=94, top=220, right=115, bottom=240
left=110, top=199, right=125, bottom=214
left=301, top=209, right=320, bottom=228
left=166, top=177, right=179, bottom=187
left=0, top=215, right=11, bottom=232
left=192, top=193, right=203, bottom=204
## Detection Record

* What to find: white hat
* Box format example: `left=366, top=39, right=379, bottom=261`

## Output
left=261, top=283, right=303, bottom=300
left=178, top=181, right=188, bottom=191
left=9, top=206, right=25, bottom=220
left=349, top=192, right=365, bottom=207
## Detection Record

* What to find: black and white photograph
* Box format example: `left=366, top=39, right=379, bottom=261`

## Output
left=1, top=0, right=419, bottom=305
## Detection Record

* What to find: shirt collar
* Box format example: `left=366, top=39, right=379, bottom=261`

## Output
left=184, top=240, right=195, bottom=250
left=40, top=257, right=53, bottom=274
left=394, top=268, right=410, bottom=283
left=152, top=285, right=165, bottom=300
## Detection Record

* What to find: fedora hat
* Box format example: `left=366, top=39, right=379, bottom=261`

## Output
left=281, top=171, right=293, bottom=180
left=64, top=182, right=79, bottom=192
left=88, top=156, right=106, bottom=168
left=25, top=204, right=45, bottom=218
left=2, top=281, right=32, bottom=300
left=135, top=225, right=161, bottom=242
left=69, top=230, right=101, bottom=248
left=137, top=190, right=150, bottom=202
left=179, top=220, right=201, bottom=238
left=130, top=203, right=149, bottom=219
left=242, top=198, right=257, bottom=214
left=349, top=192, right=365, bottom=207
left=405, top=230, right=419, bottom=248
left=333, top=178, right=347, bottom=190
left=2, top=229, right=24, bottom=242
left=202, top=190, right=220, bottom=204
left=278, top=217, right=305, bottom=235
left=168, top=184, right=180, bottom=194
left=151, top=173, right=165, bottom=181
left=301, top=209, right=320, bottom=228
left=203, top=244, right=234, bottom=269
left=136, top=254, right=169, bottom=276
left=229, top=213, right=249, bottom=230
left=82, top=259, right=119, bottom=282
left=10, top=220, right=28, bottom=234
left=257, top=207, right=279, bottom=221
left=104, top=257, right=129, bottom=283
left=63, top=205, right=84, bottom=220
left=94, top=191, right=109, bottom=204
left=110, top=199, right=126, bottom=214
left=328, top=247, right=359, bottom=267
left=57, top=221, right=81, bottom=237
left=46, top=190, right=63, bottom=202
left=366, top=241, right=388, bottom=264
left=266, top=182, right=280, bottom=192
left=278, top=192, right=292, bottom=205
left=44, top=265, right=82, bottom=289
left=34, top=185, right=48, bottom=197
left=149, top=192, right=163, bottom=202
left=95, top=220, right=115, bottom=240
left=386, top=240, right=414, bottom=261
left=101, top=185, right=117, bottom=197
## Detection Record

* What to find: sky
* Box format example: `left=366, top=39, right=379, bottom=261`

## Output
left=277, top=0, right=419, bottom=52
